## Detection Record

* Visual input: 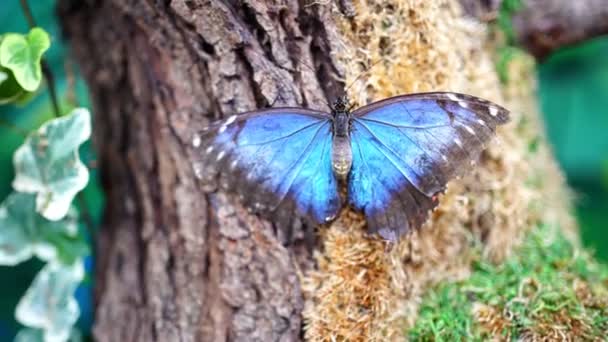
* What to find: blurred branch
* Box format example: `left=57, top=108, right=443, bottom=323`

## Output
left=460, top=0, right=608, bottom=60
left=459, top=0, right=502, bottom=21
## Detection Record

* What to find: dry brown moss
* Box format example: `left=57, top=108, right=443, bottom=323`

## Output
left=302, top=0, right=575, bottom=340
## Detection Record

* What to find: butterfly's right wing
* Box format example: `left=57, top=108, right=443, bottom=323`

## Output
left=193, top=108, right=342, bottom=230
left=347, top=92, right=510, bottom=241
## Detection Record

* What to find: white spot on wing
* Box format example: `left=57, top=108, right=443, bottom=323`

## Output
left=477, top=119, right=486, bottom=126
left=193, top=162, right=203, bottom=179
left=225, top=115, right=237, bottom=125
left=462, top=124, right=475, bottom=135
left=447, top=93, right=459, bottom=101
left=441, top=154, right=448, bottom=162
left=454, top=137, right=463, bottom=147
left=205, top=146, right=214, bottom=154
left=489, top=106, right=499, bottom=116
left=192, top=134, right=201, bottom=147
left=218, top=115, right=237, bottom=134
left=458, top=101, right=469, bottom=109
left=230, top=160, right=238, bottom=170
left=216, top=151, right=226, bottom=161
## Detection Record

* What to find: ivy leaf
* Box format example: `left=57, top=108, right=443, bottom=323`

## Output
left=0, top=27, right=50, bottom=92
left=14, top=328, right=44, bottom=342
left=12, top=108, right=91, bottom=221
left=14, top=328, right=82, bottom=342
left=16, top=260, right=84, bottom=342
left=0, top=67, right=26, bottom=104
left=0, top=193, right=35, bottom=265
left=0, top=192, right=86, bottom=266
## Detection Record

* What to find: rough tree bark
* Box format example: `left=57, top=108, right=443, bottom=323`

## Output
left=59, top=1, right=346, bottom=341
left=57, top=0, right=596, bottom=341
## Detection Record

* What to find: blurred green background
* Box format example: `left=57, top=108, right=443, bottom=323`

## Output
left=0, top=1, right=100, bottom=340
left=539, top=38, right=608, bottom=262
left=0, top=1, right=607, bottom=340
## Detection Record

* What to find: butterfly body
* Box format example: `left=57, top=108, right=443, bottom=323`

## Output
left=193, top=92, right=509, bottom=241
left=330, top=98, right=354, bottom=179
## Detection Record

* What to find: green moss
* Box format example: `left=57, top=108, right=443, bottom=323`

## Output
left=492, top=0, right=527, bottom=84
left=408, top=224, right=608, bottom=341
left=495, top=46, right=527, bottom=84
left=496, top=0, right=523, bottom=45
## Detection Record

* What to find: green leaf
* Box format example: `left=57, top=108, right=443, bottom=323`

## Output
left=14, top=328, right=44, bottom=342
left=15, top=328, right=83, bottom=342
left=0, top=28, right=50, bottom=92
left=15, top=260, right=84, bottom=342
left=12, top=108, right=91, bottom=221
left=0, top=192, right=86, bottom=266
left=0, top=193, right=35, bottom=265
left=0, top=67, right=26, bottom=105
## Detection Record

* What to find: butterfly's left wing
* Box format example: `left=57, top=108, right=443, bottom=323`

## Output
left=193, top=108, right=342, bottom=234
left=348, top=92, right=509, bottom=241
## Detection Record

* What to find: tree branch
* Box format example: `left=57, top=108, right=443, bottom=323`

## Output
left=460, top=0, right=608, bottom=60
left=513, top=0, right=608, bottom=60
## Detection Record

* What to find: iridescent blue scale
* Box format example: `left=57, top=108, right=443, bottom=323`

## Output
left=194, top=92, right=509, bottom=241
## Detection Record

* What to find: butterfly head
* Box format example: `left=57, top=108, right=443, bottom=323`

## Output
left=332, top=95, right=351, bottom=114
left=331, top=96, right=353, bottom=138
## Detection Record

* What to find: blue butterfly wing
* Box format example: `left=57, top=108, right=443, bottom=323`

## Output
left=194, top=108, right=342, bottom=230
left=348, top=92, right=509, bottom=240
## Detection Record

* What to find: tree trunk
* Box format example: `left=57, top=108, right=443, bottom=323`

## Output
left=59, top=1, right=344, bottom=341
left=59, top=0, right=576, bottom=341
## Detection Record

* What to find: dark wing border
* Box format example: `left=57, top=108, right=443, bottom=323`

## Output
left=351, top=91, right=510, bottom=125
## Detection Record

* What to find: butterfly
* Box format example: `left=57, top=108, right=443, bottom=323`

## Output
left=193, top=92, right=509, bottom=241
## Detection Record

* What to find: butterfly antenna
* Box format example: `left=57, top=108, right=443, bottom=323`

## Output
left=343, top=58, right=385, bottom=97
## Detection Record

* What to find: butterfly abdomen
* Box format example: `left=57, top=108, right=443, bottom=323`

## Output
left=330, top=110, right=353, bottom=179
left=331, top=135, right=352, bottom=179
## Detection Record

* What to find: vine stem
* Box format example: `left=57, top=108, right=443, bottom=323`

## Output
left=19, top=0, right=61, bottom=118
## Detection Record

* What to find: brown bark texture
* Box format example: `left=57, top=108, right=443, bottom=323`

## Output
left=59, top=1, right=345, bottom=341
left=460, top=0, right=608, bottom=60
